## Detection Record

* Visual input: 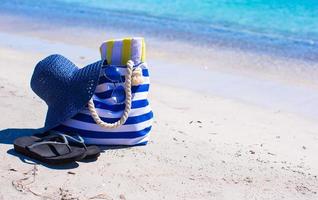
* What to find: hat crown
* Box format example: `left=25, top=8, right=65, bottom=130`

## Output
left=31, top=54, right=77, bottom=106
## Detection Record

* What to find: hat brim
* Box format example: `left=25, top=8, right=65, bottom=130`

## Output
left=41, top=60, right=102, bottom=132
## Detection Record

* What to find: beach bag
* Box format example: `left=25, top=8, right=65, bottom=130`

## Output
left=55, top=38, right=153, bottom=145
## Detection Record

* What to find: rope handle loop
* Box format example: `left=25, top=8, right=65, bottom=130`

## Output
left=87, top=60, right=134, bottom=128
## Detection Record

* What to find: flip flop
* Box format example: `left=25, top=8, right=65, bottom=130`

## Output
left=14, top=135, right=86, bottom=165
left=34, top=131, right=101, bottom=160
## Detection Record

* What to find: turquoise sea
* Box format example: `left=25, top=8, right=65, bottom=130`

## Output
left=1, top=0, right=318, bottom=60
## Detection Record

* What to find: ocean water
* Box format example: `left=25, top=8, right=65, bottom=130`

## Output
left=1, top=0, right=318, bottom=60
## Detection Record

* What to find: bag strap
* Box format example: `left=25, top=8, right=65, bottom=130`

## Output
left=87, top=60, right=134, bottom=128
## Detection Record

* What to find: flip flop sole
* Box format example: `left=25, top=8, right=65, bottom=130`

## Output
left=83, top=146, right=101, bottom=160
left=14, top=136, right=85, bottom=165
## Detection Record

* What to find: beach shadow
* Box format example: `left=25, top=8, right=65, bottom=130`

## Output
left=99, top=145, right=131, bottom=151
left=98, top=145, right=143, bottom=151
left=0, top=128, right=41, bottom=144
left=7, top=149, right=79, bottom=169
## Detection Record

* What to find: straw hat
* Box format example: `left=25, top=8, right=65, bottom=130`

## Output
left=31, top=54, right=102, bottom=131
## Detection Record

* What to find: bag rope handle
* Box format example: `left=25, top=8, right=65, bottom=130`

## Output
left=87, top=60, right=134, bottom=128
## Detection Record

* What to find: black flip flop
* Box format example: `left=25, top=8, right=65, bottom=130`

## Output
left=34, top=131, right=101, bottom=160
left=14, top=135, right=86, bottom=165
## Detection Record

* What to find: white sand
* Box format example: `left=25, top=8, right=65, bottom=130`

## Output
left=0, top=14, right=318, bottom=200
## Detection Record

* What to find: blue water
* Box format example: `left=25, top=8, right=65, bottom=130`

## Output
left=1, top=0, right=318, bottom=60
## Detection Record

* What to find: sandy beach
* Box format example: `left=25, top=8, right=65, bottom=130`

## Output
left=0, top=12, right=318, bottom=200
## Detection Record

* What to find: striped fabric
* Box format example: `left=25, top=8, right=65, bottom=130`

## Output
left=54, top=38, right=153, bottom=145
left=100, top=37, right=146, bottom=65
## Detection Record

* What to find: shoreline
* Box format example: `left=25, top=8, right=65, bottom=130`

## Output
left=0, top=14, right=318, bottom=120
left=0, top=12, right=318, bottom=88
left=1, top=2, right=318, bottom=62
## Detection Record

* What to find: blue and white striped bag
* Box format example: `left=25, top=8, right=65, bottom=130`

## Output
left=54, top=38, right=153, bottom=145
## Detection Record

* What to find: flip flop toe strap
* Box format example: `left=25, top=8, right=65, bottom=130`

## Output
left=49, top=131, right=88, bottom=150
left=26, top=135, right=72, bottom=157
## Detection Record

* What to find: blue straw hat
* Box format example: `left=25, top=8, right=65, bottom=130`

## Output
left=31, top=54, right=102, bottom=132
